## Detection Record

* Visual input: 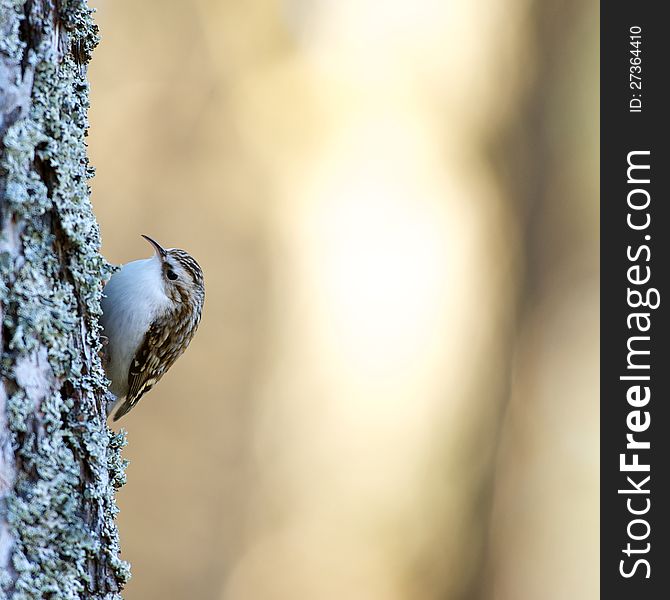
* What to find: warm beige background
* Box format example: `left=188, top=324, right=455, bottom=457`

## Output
left=88, top=0, right=598, bottom=599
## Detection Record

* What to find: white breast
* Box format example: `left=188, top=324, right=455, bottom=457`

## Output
left=100, top=255, right=169, bottom=398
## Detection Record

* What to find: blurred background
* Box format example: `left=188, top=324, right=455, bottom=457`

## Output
left=87, top=0, right=598, bottom=599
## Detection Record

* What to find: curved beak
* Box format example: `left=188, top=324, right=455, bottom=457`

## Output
left=141, top=234, right=167, bottom=259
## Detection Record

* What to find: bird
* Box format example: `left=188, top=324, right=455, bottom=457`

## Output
left=100, top=235, right=205, bottom=421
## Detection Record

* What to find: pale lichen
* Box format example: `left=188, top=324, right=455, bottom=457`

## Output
left=1, top=1, right=129, bottom=597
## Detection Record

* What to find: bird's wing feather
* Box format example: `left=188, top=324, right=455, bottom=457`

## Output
left=113, top=318, right=180, bottom=421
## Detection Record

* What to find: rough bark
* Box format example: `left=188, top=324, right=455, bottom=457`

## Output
left=0, top=1, right=129, bottom=597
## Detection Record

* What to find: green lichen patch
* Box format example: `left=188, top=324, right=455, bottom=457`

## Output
left=1, top=1, right=129, bottom=597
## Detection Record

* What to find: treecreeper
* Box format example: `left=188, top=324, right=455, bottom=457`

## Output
left=100, top=235, right=205, bottom=420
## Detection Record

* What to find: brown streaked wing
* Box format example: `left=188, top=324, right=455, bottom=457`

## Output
left=113, top=318, right=182, bottom=421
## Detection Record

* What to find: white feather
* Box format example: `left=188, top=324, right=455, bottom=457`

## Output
left=100, top=255, right=169, bottom=398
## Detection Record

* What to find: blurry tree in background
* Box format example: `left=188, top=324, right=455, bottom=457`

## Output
left=1, top=1, right=127, bottom=597
left=88, top=0, right=598, bottom=599
left=478, top=1, right=598, bottom=598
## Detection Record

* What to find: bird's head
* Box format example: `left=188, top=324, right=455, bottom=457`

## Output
left=142, top=234, right=205, bottom=307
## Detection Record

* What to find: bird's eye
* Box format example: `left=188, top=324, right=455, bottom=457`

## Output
left=166, top=269, right=178, bottom=281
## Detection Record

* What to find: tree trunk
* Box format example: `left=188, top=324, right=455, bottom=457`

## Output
left=0, top=1, right=128, bottom=597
